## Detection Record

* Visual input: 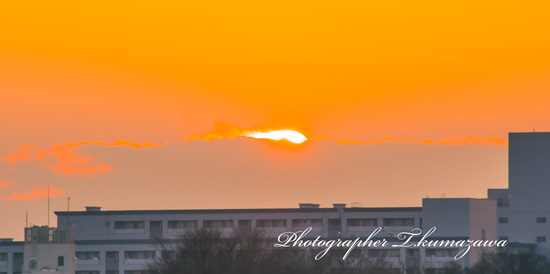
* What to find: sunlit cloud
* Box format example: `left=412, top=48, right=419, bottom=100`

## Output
left=0, top=140, right=164, bottom=177
left=310, top=136, right=507, bottom=146
left=187, top=122, right=507, bottom=146
left=0, top=181, right=13, bottom=188
left=187, top=122, right=307, bottom=143
left=186, top=122, right=257, bottom=141
left=0, top=186, right=66, bottom=201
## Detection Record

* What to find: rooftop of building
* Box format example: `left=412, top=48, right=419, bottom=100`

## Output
left=55, top=203, right=423, bottom=216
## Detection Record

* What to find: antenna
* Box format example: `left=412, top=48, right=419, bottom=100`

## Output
left=47, top=185, right=50, bottom=227
left=26, top=211, right=28, bottom=228
left=67, top=197, right=70, bottom=229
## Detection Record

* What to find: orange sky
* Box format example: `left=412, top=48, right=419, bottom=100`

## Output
left=1, top=0, right=550, bottom=240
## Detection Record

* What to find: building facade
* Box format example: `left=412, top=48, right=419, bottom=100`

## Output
left=0, top=197, right=496, bottom=274
left=488, top=132, right=550, bottom=257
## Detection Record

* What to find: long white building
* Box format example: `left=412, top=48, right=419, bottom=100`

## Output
left=1, top=198, right=497, bottom=274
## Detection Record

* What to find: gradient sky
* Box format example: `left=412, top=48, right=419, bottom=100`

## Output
left=1, top=1, right=549, bottom=240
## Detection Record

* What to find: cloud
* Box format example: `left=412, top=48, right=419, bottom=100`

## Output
left=0, top=139, right=164, bottom=177
left=187, top=122, right=507, bottom=146
left=186, top=122, right=261, bottom=141
left=310, top=136, right=507, bottom=146
left=0, top=181, right=13, bottom=188
left=0, top=186, right=66, bottom=201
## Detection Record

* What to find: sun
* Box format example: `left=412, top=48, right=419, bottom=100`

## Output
left=244, top=130, right=307, bottom=144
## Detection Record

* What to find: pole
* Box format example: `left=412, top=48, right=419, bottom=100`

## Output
left=48, top=185, right=50, bottom=227
left=67, top=197, right=70, bottom=230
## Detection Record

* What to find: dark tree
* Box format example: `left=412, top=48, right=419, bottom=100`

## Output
left=147, top=228, right=406, bottom=274
left=146, top=228, right=320, bottom=274
left=465, top=250, right=550, bottom=274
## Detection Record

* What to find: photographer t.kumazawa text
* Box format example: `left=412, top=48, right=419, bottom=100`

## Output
left=274, top=227, right=508, bottom=260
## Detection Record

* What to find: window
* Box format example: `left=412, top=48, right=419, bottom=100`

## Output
left=76, top=252, right=100, bottom=260
left=125, top=251, right=155, bottom=259
left=238, top=220, right=251, bottom=228
left=106, top=251, right=119, bottom=259
left=496, top=199, right=509, bottom=207
left=76, top=272, right=100, bottom=274
left=114, top=221, right=145, bottom=229
left=0, top=253, right=7, bottom=261
left=203, top=220, right=233, bottom=228
left=328, top=219, right=341, bottom=226
left=537, top=217, right=546, bottom=224
left=406, top=249, right=420, bottom=258
left=537, top=236, right=547, bottom=243
left=150, top=221, right=162, bottom=229
left=367, top=249, right=400, bottom=257
left=426, top=249, right=458, bottom=257
left=105, top=222, right=110, bottom=228
left=58, top=256, right=64, bottom=266
left=106, top=271, right=119, bottom=274
left=347, top=218, right=377, bottom=227
left=124, top=271, right=151, bottom=274
left=499, top=217, right=508, bottom=224
left=167, top=220, right=197, bottom=229
left=13, top=253, right=23, bottom=261
left=383, top=218, right=414, bottom=226
left=257, top=219, right=287, bottom=228
left=292, top=219, right=323, bottom=227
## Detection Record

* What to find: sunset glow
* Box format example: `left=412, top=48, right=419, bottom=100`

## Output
left=244, top=130, right=307, bottom=144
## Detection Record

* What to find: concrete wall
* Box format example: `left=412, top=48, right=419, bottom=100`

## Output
left=23, top=243, right=75, bottom=274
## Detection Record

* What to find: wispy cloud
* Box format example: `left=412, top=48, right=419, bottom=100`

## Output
left=0, top=140, right=164, bottom=177
left=310, top=136, right=507, bottom=146
left=0, top=186, right=66, bottom=201
left=186, top=122, right=261, bottom=142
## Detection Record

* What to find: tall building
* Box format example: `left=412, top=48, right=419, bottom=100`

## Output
left=488, top=132, right=550, bottom=256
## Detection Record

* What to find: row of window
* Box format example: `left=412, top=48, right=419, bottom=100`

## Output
left=498, top=217, right=547, bottom=224
left=0, top=247, right=458, bottom=274
left=498, top=236, right=547, bottom=243
left=365, top=249, right=457, bottom=258
left=73, top=251, right=155, bottom=260
left=0, top=253, right=22, bottom=262
left=67, top=248, right=459, bottom=262
left=114, top=218, right=416, bottom=230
